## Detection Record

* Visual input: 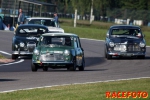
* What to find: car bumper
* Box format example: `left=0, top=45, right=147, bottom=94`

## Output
left=108, top=51, right=145, bottom=57
left=12, top=51, right=33, bottom=55
left=32, top=60, right=73, bottom=66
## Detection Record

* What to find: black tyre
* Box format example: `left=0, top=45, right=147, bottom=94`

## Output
left=31, top=63, right=38, bottom=72
left=79, top=58, right=85, bottom=71
left=107, top=54, right=112, bottom=59
left=43, top=66, right=48, bottom=71
left=68, top=59, right=76, bottom=71
left=137, top=55, right=145, bottom=59
left=12, top=54, right=18, bottom=59
left=105, top=49, right=112, bottom=59
left=104, top=48, right=107, bottom=58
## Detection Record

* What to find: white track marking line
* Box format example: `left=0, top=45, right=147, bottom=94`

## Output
left=0, top=51, right=24, bottom=66
left=0, top=77, right=150, bottom=93
left=0, top=59, right=24, bottom=66
left=0, top=51, right=11, bottom=55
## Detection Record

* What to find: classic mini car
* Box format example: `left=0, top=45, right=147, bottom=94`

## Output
left=12, top=24, right=49, bottom=59
left=31, top=33, right=85, bottom=72
left=105, top=25, right=146, bottom=59
left=24, top=17, right=64, bottom=33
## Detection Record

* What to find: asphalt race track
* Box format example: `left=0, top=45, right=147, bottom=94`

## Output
left=0, top=30, right=150, bottom=92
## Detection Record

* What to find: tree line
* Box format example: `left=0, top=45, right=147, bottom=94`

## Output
left=39, top=0, right=150, bottom=24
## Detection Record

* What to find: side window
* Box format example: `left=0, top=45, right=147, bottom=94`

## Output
left=76, top=37, right=81, bottom=48
left=74, top=37, right=78, bottom=48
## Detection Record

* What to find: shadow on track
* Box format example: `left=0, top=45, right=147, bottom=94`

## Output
left=85, top=57, right=106, bottom=67
left=107, top=56, right=150, bottom=60
left=0, top=79, right=19, bottom=82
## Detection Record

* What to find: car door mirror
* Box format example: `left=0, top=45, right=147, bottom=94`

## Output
left=106, top=33, right=109, bottom=37
left=143, top=34, right=145, bottom=37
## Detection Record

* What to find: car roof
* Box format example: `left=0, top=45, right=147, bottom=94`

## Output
left=17, top=24, right=48, bottom=28
left=110, top=25, right=141, bottom=29
left=42, top=33, right=78, bottom=37
left=27, top=17, right=53, bottom=20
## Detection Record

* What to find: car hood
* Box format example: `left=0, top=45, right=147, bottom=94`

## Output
left=47, top=27, right=64, bottom=33
left=14, top=36, right=40, bottom=43
left=110, top=36, right=143, bottom=44
left=39, top=46, right=73, bottom=53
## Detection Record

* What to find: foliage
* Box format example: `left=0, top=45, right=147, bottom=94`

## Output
left=37, top=0, right=150, bottom=25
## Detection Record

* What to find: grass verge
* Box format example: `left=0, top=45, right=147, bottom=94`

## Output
left=0, top=78, right=149, bottom=100
left=0, top=54, right=5, bottom=59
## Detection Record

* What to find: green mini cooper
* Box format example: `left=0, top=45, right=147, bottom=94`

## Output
left=31, top=33, right=85, bottom=72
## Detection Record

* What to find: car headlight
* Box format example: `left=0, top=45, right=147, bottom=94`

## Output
left=34, top=49, right=40, bottom=55
left=109, top=42, right=115, bottom=47
left=64, top=50, right=70, bottom=56
left=20, top=42, right=25, bottom=47
left=139, top=42, right=145, bottom=47
left=62, top=30, right=64, bottom=33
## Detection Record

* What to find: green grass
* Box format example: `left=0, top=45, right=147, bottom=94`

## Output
left=0, top=54, right=5, bottom=59
left=62, top=26, right=107, bottom=40
left=0, top=78, right=150, bottom=100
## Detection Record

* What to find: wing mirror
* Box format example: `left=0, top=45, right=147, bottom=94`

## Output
left=106, top=33, right=109, bottom=37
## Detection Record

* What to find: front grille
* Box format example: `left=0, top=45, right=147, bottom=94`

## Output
left=40, top=53, right=64, bottom=61
left=127, top=44, right=140, bottom=51
left=114, top=44, right=141, bottom=52
left=27, top=41, right=36, bottom=52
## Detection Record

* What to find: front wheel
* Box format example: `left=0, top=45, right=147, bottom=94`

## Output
left=107, top=54, right=112, bottom=59
left=43, top=66, right=48, bottom=71
left=79, top=58, right=85, bottom=71
left=12, top=54, right=18, bottom=59
left=31, top=63, right=38, bottom=72
left=68, top=59, right=76, bottom=71
left=104, top=48, right=112, bottom=59
left=104, top=47, right=107, bottom=58
left=105, top=49, right=112, bottom=59
left=137, top=55, right=145, bottom=59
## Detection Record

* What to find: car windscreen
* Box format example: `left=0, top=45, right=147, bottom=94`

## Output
left=28, top=19, right=56, bottom=27
left=40, top=36, right=73, bottom=47
left=16, top=27, right=47, bottom=36
left=111, top=28, right=143, bottom=37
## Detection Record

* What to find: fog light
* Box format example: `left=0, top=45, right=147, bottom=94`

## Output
left=66, top=58, right=69, bottom=60
left=108, top=48, right=112, bottom=51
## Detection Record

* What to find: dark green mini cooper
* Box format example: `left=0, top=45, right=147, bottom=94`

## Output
left=31, top=33, right=85, bottom=72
